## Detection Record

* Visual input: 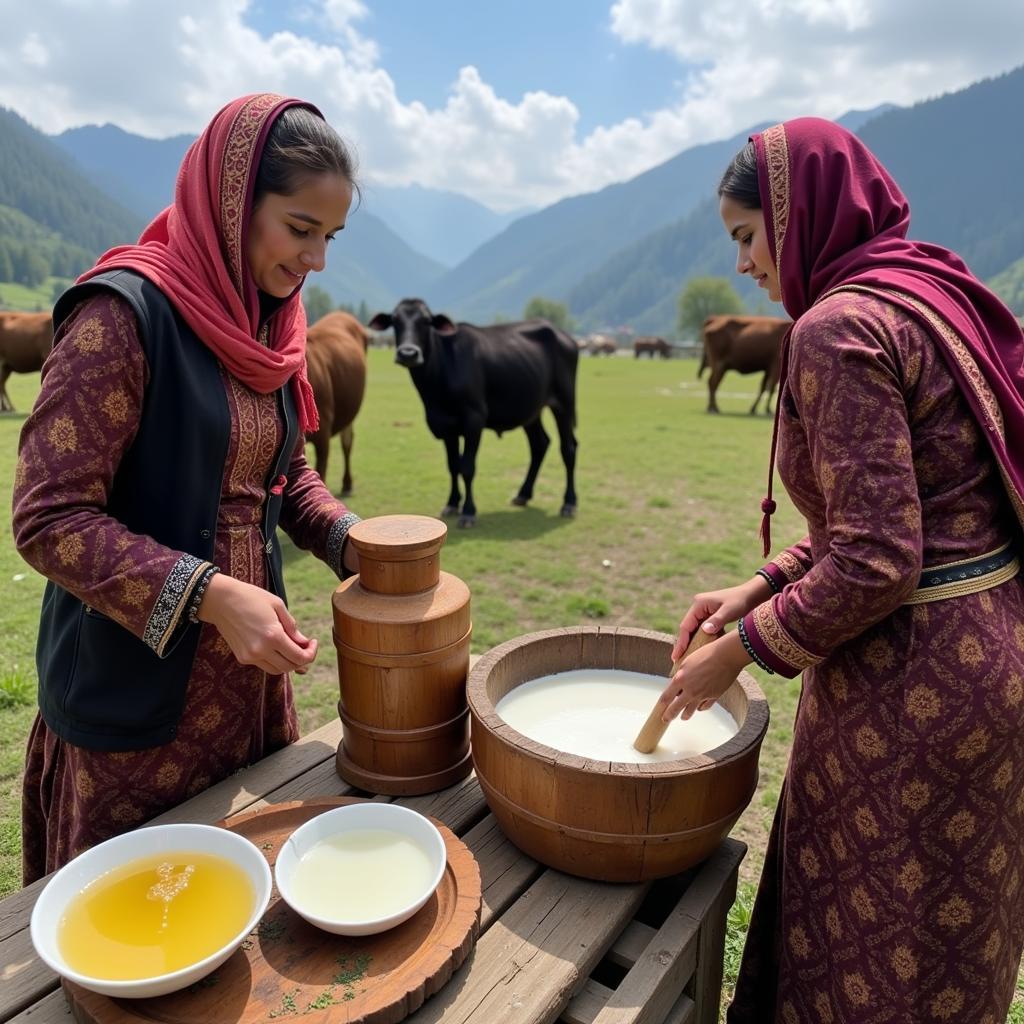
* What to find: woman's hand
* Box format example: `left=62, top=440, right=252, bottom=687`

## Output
left=662, top=574, right=771, bottom=721
left=671, top=575, right=772, bottom=662
left=197, top=573, right=317, bottom=676
left=659, top=630, right=751, bottom=721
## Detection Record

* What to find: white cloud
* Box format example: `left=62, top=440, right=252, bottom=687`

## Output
left=609, top=0, right=1024, bottom=134
left=0, top=0, right=1021, bottom=210
left=19, top=33, right=49, bottom=69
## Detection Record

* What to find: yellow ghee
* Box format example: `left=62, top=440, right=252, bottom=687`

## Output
left=58, top=851, right=254, bottom=980
left=289, top=829, right=436, bottom=922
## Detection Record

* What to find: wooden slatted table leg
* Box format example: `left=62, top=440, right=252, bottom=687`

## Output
left=561, top=839, right=745, bottom=1024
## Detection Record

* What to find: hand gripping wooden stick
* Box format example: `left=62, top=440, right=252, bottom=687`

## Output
left=632, top=626, right=718, bottom=754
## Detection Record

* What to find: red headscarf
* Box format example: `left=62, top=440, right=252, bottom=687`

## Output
left=753, top=117, right=1024, bottom=552
left=77, top=93, right=322, bottom=432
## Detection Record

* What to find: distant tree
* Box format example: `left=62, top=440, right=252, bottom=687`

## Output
left=356, top=299, right=369, bottom=325
left=303, top=285, right=333, bottom=323
left=524, top=296, right=574, bottom=332
left=51, top=279, right=66, bottom=303
left=53, top=242, right=89, bottom=278
left=0, top=244, right=12, bottom=282
left=22, top=246, right=49, bottom=289
left=8, top=244, right=26, bottom=284
left=677, top=276, right=745, bottom=338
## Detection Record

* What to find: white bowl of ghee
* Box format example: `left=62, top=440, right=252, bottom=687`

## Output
left=275, top=802, right=447, bottom=936
left=30, top=822, right=272, bottom=999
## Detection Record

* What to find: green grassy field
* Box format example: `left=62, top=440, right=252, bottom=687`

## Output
left=0, top=276, right=72, bottom=313
left=2, top=350, right=1020, bottom=1019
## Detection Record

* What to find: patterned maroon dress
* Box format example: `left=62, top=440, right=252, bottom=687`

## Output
left=15, top=293, right=358, bottom=883
left=730, top=291, right=1024, bottom=1023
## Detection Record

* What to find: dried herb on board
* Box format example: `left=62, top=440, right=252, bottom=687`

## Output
left=268, top=989, right=299, bottom=1018
left=333, top=952, right=372, bottom=988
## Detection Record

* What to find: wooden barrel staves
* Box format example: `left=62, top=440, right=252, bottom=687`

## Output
left=467, top=625, right=769, bottom=882
left=333, top=515, right=473, bottom=795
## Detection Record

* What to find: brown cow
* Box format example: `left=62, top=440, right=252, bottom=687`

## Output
left=633, top=335, right=671, bottom=359
left=699, top=315, right=791, bottom=415
left=0, top=312, right=54, bottom=411
left=304, top=311, right=368, bottom=495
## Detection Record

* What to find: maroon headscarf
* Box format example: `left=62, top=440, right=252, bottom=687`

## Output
left=753, top=117, right=1024, bottom=552
left=77, top=93, right=322, bottom=432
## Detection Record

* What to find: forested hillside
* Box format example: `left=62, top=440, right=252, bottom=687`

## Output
left=857, top=67, right=1024, bottom=281
left=429, top=124, right=769, bottom=322
left=566, top=197, right=765, bottom=336
left=0, top=108, right=141, bottom=266
left=0, top=205, right=92, bottom=288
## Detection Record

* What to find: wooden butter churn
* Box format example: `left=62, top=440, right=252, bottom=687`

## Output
left=332, top=515, right=472, bottom=795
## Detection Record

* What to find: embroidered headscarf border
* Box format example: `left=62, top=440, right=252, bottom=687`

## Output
left=761, top=122, right=791, bottom=279
left=220, top=93, right=281, bottom=297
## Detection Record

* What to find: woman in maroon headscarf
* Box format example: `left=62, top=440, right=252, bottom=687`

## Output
left=14, top=94, right=363, bottom=884
left=658, top=117, right=1024, bottom=1022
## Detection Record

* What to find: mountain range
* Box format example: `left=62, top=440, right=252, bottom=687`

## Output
left=1, top=66, right=1022, bottom=333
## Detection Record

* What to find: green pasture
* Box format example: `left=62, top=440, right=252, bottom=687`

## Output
left=3, top=351, right=1019, bottom=1018
left=0, top=276, right=71, bottom=312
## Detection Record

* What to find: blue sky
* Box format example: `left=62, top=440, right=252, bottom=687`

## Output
left=245, top=0, right=685, bottom=135
left=2, top=1, right=1023, bottom=211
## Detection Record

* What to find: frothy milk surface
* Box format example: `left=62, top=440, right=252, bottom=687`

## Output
left=495, top=669, right=739, bottom=763
left=289, top=829, right=437, bottom=922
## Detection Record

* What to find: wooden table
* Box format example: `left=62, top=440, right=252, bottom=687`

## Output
left=0, top=718, right=745, bottom=1024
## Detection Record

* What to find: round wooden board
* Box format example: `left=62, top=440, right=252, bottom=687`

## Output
left=63, top=798, right=483, bottom=1024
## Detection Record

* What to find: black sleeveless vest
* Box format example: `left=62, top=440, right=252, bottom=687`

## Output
left=37, top=270, right=299, bottom=751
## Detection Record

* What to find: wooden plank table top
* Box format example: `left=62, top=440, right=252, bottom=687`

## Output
left=0, top=717, right=745, bottom=1024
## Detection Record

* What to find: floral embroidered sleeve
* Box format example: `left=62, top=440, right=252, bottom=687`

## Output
left=740, top=304, right=923, bottom=677
left=758, top=537, right=814, bottom=593
left=12, top=294, right=216, bottom=657
left=277, top=442, right=361, bottom=579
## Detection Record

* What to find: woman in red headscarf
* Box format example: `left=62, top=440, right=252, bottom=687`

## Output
left=658, top=118, right=1024, bottom=1022
left=14, top=94, right=363, bottom=884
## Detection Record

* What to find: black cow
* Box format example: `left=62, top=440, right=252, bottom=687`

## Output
left=369, top=298, right=579, bottom=527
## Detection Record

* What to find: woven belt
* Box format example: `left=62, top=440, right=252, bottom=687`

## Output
left=904, top=542, right=1020, bottom=605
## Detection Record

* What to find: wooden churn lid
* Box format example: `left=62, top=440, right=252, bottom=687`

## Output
left=332, top=514, right=471, bottom=655
left=346, top=514, right=447, bottom=594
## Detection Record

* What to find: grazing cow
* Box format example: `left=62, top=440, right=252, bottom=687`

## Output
left=587, top=334, right=617, bottom=356
left=0, top=312, right=54, bottom=412
left=633, top=336, right=671, bottom=359
left=304, top=311, right=368, bottom=495
left=699, top=315, right=791, bottom=415
left=369, top=298, right=578, bottom=527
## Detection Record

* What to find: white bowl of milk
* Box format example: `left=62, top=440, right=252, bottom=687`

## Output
left=274, top=803, right=447, bottom=936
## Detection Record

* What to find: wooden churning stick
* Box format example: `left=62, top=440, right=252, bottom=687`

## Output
left=632, top=626, right=718, bottom=754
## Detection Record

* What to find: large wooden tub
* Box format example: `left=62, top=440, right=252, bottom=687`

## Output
left=467, top=626, right=769, bottom=882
